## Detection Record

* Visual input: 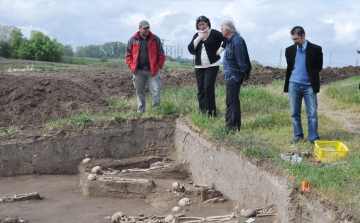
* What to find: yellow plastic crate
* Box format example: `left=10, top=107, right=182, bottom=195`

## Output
left=314, top=141, right=348, bottom=162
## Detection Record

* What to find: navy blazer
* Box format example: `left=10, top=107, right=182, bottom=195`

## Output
left=284, top=41, right=323, bottom=93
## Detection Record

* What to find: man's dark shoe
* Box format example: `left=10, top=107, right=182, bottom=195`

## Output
left=291, top=138, right=304, bottom=144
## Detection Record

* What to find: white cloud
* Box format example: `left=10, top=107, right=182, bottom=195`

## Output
left=120, top=13, right=148, bottom=27
left=1, top=0, right=360, bottom=66
left=267, top=27, right=289, bottom=43
left=324, top=19, right=360, bottom=44
left=18, top=25, right=48, bottom=38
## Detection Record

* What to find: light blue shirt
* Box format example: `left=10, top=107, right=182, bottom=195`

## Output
left=297, top=40, right=307, bottom=50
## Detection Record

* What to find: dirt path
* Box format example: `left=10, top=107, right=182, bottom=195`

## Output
left=317, top=86, right=360, bottom=134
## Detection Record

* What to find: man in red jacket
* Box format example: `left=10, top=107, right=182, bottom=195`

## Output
left=126, top=20, right=166, bottom=113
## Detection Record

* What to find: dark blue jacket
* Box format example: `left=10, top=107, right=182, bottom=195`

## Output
left=224, top=33, right=251, bottom=83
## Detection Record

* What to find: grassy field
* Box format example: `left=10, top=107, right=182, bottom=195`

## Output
left=324, top=76, right=360, bottom=112
left=163, top=61, right=194, bottom=70
left=0, top=62, right=78, bottom=70
left=61, top=57, right=125, bottom=65
left=0, top=59, right=194, bottom=71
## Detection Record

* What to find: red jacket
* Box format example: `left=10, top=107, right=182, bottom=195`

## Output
left=125, top=31, right=165, bottom=76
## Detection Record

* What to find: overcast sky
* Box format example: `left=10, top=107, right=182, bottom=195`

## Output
left=1, top=0, right=360, bottom=67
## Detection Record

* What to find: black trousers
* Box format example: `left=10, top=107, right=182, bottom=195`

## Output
left=195, top=66, right=219, bottom=116
left=226, top=79, right=242, bottom=131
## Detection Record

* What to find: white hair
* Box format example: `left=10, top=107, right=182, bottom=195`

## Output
left=223, top=21, right=240, bottom=35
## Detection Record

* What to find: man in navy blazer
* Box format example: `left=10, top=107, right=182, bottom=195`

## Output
left=284, top=26, right=323, bottom=144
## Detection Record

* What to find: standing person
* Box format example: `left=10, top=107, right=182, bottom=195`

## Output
left=284, top=26, right=323, bottom=144
left=126, top=20, right=166, bottom=113
left=188, top=15, right=227, bottom=117
left=221, top=20, right=251, bottom=133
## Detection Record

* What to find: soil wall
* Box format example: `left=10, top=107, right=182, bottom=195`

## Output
left=174, top=118, right=352, bottom=223
left=0, top=117, right=175, bottom=176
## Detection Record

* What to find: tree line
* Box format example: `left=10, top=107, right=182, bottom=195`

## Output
left=0, top=23, right=63, bottom=62
left=75, top=42, right=126, bottom=59
left=0, top=23, right=127, bottom=63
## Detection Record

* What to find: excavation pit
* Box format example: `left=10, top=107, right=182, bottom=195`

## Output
left=0, top=117, right=354, bottom=223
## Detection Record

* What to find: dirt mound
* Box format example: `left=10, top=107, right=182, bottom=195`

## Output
left=0, top=64, right=359, bottom=127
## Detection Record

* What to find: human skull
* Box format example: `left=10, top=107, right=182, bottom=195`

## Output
left=111, top=212, right=124, bottom=223
left=88, top=174, right=97, bottom=181
left=172, top=182, right=180, bottom=191
left=178, top=198, right=191, bottom=207
left=91, top=166, right=101, bottom=174
left=82, top=158, right=91, bottom=164
left=172, top=182, right=185, bottom=192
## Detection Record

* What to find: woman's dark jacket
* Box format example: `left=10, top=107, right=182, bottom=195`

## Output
left=188, top=29, right=227, bottom=66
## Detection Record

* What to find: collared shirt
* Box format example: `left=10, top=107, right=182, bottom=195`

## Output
left=297, top=40, right=307, bottom=50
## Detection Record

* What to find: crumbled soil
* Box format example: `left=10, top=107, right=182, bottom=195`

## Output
left=1, top=58, right=360, bottom=127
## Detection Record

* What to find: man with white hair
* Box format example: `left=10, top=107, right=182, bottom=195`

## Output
left=221, top=20, right=251, bottom=133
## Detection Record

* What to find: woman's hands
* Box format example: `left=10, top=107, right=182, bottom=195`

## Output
left=199, top=32, right=209, bottom=39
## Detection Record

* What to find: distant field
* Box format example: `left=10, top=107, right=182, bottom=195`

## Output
left=61, top=57, right=125, bottom=65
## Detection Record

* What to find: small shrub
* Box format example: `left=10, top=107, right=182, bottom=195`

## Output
left=7, top=125, right=22, bottom=134
left=100, top=56, right=108, bottom=62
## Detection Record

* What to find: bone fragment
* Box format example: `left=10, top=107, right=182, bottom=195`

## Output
left=203, top=198, right=227, bottom=203
left=0, top=192, right=41, bottom=203
left=164, top=214, right=175, bottom=223
left=193, top=183, right=212, bottom=189
left=82, top=158, right=91, bottom=164
left=172, top=206, right=181, bottom=212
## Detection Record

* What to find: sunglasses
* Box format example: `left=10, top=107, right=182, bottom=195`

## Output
left=196, top=16, right=207, bottom=21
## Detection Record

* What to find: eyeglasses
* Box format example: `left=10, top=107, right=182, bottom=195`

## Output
left=196, top=16, right=206, bottom=21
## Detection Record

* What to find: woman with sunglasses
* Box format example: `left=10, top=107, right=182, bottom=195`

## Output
left=188, top=15, right=227, bottom=117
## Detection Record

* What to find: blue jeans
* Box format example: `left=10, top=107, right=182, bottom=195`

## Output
left=289, top=82, right=320, bottom=143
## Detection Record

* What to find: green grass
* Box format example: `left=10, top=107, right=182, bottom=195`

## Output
left=8, top=124, right=22, bottom=134
left=1, top=62, right=74, bottom=70
left=0, top=125, right=22, bottom=135
left=271, top=79, right=286, bottom=88
left=324, top=76, right=360, bottom=112
left=83, top=61, right=129, bottom=71
left=62, top=58, right=103, bottom=65
left=61, top=57, right=126, bottom=66
left=163, top=61, right=194, bottom=70
left=43, top=118, right=69, bottom=131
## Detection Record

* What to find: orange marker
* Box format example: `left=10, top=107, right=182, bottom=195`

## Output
left=301, top=181, right=309, bottom=192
